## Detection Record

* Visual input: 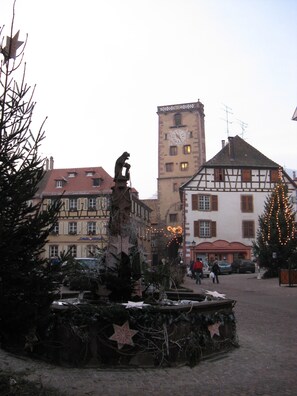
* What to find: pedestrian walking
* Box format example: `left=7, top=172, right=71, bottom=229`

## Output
left=193, top=258, right=203, bottom=284
left=211, top=259, right=220, bottom=284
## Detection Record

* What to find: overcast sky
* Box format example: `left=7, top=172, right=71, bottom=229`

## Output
left=2, top=0, right=297, bottom=199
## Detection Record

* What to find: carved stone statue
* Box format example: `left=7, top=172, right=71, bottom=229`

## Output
left=109, top=152, right=132, bottom=237
left=114, top=151, right=130, bottom=181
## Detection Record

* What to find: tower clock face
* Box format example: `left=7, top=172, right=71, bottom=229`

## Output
left=168, top=129, right=187, bottom=145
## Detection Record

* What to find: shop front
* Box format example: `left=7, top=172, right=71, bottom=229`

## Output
left=191, top=239, right=252, bottom=265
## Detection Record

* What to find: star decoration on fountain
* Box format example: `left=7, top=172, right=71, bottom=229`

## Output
left=109, top=235, right=134, bottom=255
left=205, top=290, right=226, bottom=299
left=1, top=31, right=24, bottom=63
left=109, top=321, right=138, bottom=349
left=208, top=322, right=221, bottom=338
left=122, top=301, right=150, bottom=309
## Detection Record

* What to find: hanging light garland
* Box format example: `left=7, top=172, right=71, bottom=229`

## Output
left=166, top=225, right=183, bottom=247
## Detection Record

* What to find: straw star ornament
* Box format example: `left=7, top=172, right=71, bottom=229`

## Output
left=1, top=31, right=24, bottom=63
left=109, top=321, right=138, bottom=349
left=208, top=322, right=221, bottom=338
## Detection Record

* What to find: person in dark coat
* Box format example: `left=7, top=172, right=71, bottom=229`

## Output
left=211, top=260, right=220, bottom=284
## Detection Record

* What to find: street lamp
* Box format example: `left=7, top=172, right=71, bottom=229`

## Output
left=191, top=240, right=196, bottom=262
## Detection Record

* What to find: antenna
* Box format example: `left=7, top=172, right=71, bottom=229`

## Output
left=237, top=119, right=248, bottom=139
left=221, top=104, right=233, bottom=137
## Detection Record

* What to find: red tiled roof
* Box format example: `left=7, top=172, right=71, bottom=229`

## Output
left=41, top=167, right=115, bottom=196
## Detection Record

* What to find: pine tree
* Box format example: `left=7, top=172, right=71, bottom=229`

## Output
left=0, top=10, right=61, bottom=346
left=253, top=171, right=297, bottom=277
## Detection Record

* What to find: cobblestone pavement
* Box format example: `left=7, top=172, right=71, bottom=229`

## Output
left=1, top=272, right=297, bottom=396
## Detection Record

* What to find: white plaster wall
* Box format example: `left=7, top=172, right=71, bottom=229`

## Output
left=185, top=189, right=293, bottom=245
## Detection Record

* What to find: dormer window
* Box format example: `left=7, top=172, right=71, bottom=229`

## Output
left=68, top=172, right=77, bottom=178
left=55, top=180, right=63, bottom=188
left=86, top=171, right=94, bottom=177
left=93, top=178, right=102, bottom=187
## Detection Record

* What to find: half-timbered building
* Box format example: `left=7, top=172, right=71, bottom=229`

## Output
left=180, top=135, right=297, bottom=265
left=34, top=161, right=152, bottom=261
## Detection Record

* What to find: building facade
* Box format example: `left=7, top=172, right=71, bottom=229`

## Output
left=35, top=164, right=152, bottom=261
left=180, top=136, right=297, bottom=265
left=157, top=100, right=206, bottom=230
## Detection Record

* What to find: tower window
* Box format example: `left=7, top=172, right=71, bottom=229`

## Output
left=165, top=163, right=174, bottom=172
left=180, top=162, right=189, bottom=171
left=169, top=146, right=177, bottom=156
left=183, top=145, right=191, bottom=154
left=169, top=213, right=178, bottom=222
left=174, top=113, right=182, bottom=126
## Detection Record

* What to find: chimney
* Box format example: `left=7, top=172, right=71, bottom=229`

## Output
left=45, top=157, right=49, bottom=170
left=293, top=171, right=296, bottom=179
left=228, top=136, right=235, bottom=160
left=49, top=156, right=54, bottom=170
left=221, top=140, right=225, bottom=148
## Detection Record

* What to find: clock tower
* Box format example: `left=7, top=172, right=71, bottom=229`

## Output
left=157, top=100, right=206, bottom=228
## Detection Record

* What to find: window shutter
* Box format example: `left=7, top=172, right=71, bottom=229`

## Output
left=248, top=196, right=253, bottom=212
left=211, top=221, right=217, bottom=237
left=192, top=194, right=198, bottom=210
left=270, top=169, right=279, bottom=182
left=211, top=195, right=218, bottom=211
left=241, top=196, right=245, bottom=212
left=194, top=220, right=199, bottom=237
left=241, top=195, right=253, bottom=212
left=242, top=169, right=251, bottom=182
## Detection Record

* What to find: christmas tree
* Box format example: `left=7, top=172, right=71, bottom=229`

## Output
left=253, top=169, right=297, bottom=277
left=0, top=9, right=61, bottom=346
